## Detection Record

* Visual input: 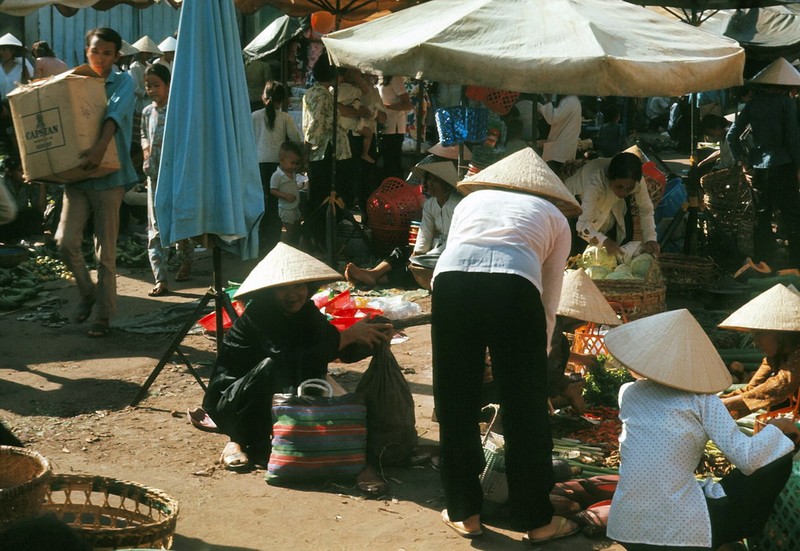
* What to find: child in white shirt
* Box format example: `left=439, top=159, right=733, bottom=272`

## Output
left=270, top=141, right=304, bottom=246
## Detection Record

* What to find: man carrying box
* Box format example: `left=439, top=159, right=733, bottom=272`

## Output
left=55, top=27, right=137, bottom=338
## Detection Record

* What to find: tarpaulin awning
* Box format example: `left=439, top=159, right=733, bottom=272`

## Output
left=155, top=0, right=263, bottom=260
left=243, top=12, right=308, bottom=62
left=322, top=0, right=746, bottom=97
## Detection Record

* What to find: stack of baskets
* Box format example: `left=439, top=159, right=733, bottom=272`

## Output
left=366, top=178, right=424, bottom=255
left=594, top=280, right=666, bottom=320
left=701, top=167, right=754, bottom=258
left=43, top=473, right=179, bottom=549
left=0, top=446, right=52, bottom=529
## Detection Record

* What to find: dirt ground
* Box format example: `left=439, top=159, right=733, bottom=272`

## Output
left=0, top=243, right=631, bottom=551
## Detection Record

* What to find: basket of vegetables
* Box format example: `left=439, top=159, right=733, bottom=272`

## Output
left=576, top=244, right=666, bottom=320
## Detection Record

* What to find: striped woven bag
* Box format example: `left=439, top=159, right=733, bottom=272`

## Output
left=267, top=379, right=367, bottom=484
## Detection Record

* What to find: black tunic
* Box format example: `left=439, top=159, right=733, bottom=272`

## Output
left=202, top=298, right=342, bottom=453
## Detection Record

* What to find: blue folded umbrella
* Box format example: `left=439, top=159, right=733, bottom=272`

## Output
left=155, top=0, right=263, bottom=260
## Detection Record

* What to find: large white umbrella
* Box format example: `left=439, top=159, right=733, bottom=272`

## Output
left=323, top=0, right=746, bottom=96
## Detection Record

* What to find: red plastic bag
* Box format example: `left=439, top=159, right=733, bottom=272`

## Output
left=197, top=301, right=246, bottom=333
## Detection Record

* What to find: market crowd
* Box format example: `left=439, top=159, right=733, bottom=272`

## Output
left=2, top=22, right=800, bottom=551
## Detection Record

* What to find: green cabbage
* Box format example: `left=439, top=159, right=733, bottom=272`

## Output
left=585, top=265, right=611, bottom=280
left=582, top=245, right=618, bottom=271
left=605, top=271, right=636, bottom=280
left=614, top=263, right=633, bottom=275
left=631, top=253, right=655, bottom=278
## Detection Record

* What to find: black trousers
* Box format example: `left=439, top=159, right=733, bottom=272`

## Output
left=258, top=162, right=281, bottom=254
left=622, top=451, right=793, bottom=551
left=381, top=133, right=405, bottom=180
left=751, top=164, right=800, bottom=268
left=432, top=272, right=554, bottom=531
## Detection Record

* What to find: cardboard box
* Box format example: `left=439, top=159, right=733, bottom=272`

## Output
left=8, top=65, right=120, bottom=183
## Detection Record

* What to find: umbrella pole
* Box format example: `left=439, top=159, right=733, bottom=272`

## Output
left=131, top=238, right=239, bottom=406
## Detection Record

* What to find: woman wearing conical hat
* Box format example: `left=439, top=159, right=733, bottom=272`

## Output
left=432, top=148, right=582, bottom=543
left=0, top=33, right=32, bottom=100
left=726, top=57, right=800, bottom=270
left=202, top=244, right=393, bottom=473
left=718, top=284, right=800, bottom=419
left=549, top=268, right=621, bottom=412
left=604, top=309, right=798, bottom=550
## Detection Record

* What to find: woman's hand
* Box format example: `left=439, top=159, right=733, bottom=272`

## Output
left=642, top=241, right=660, bottom=255
left=338, top=318, right=393, bottom=350
left=602, top=238, right=622, bottom=257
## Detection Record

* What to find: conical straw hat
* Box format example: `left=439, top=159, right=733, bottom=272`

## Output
left=411, top=159, right=458, bottom=188
left=623, top=144, right=649, bottom=163
left=158, top=36, right=177, bottom=52
left=456, top=147, right=582, bottom=217
left=428, top=141, right=472, bottom=161
left=557, top=268, right=621, bottom=326
left=749, top=57, right=800, bottom=87
left=718, top=284, right=800, bottom=332
left=0, top=33, right=22, bottom=48
left=132, top=35, right=162, bottom=55
left=119, top=40, right=138, bottom=57
left=605, top=309, right=731, bottom=393
left=233, top=243, right=341, bottom=299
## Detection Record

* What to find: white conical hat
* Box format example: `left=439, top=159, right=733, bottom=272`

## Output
left=158, top=36, right=177, bottom=52
left=428, top=141, right=472, bottom=161
left=132, top=35, right=162, bottom=55
left=605, top=309, right=732, bottom=394
left=233, top=243, right=341, bottom=299
left=411, top=160, right=459, bottom=188
left=0, top=33, right=22, bottom=48
left=119, top=40, right=138, bottom=57
left=456, top=147, right=582, bottom=217
left=557, top=268, right=621, bottom=326
left=623, top=144, right=649, bottom=163
left=749, top=57, right=800, bottom=87
left=718, top=284, right=800, bottom=332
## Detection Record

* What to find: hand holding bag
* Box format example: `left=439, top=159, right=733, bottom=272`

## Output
left=267, top=378, right=367, bottom=484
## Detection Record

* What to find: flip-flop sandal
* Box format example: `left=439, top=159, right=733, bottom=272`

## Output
left=87, top=321, right=110, bottom=338
left=441, top=510, right=483, bottom=538
left=187, top=406, right=219, bottom=433
left=522, top=517, right=579, bottom=545
left=175, top=264, right=191, bottom=282
left=357, top=480, right=389, bottom=498
left=148, top=283, right=170, bottom=297
left=220, top=444, right=250, bottom=472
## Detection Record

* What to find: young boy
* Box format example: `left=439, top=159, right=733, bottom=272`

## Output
left=55, top=27, right=137, bottom=338
left=270, top=141, right=304, bottom=247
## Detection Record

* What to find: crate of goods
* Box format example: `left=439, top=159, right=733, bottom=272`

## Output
left=8, top=64, right=120, bottom=183
left=0, top=446, right=52, bottom=529
left=43, top=473, right=179, bottom=549
left=658, top=253, right=716, bottom=290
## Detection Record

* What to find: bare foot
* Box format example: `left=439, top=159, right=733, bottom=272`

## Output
left=441, top=510, right=482, bottom=538
left=345, top=262, right=377, bottom=286
left=361, top=153, right=376, bottom=164
left=561, top=381, right=586, bottom=413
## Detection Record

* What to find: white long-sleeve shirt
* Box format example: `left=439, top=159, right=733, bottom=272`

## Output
left=537, top=95, right=582, bottom=163
left=608, top=380, right=794, bottom=548
left=433, top=189, right=571, bottom=348
left=564, top=157, right=657, bottom=245
left=252, top=109, right=302, bottom=164
left=413, top=193, right=460, bottom=255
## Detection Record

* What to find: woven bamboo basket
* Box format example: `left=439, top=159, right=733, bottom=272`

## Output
left=43, top=473, right=179, bottom=550
left=658, top=253, right=716, bottom=290
left=594, top=280, right=666, bottom=320
left=701, top=167, right=754, bottom=257
left=0, top=446, right=52, bottom=528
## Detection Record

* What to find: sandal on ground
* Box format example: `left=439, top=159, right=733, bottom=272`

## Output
left=187, top=406, right=219, bottom=433
left=175, top=263, right=191, bottom=282
left=357, top=480, right=389, bottom=498
left=87, top=319, right=110, bottom=338
left=441, top=510, right=483, bottom=539
left=74, top=298, right=95, bottom=324
left=148, top=282, right=169, bottom=297
left=220, top=442, right=250, bottom=472
left=522, top=516, right=579, bottom=544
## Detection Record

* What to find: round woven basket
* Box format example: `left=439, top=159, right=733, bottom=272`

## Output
left=408, top=264, right=433, bottom=291
left=658, top=253, right=716, bottom=290
left=0, top=446, right=52, bottom=528
left=43, top=473, right=179, bottom=550
left=594, top=280, right=666, bottom=320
